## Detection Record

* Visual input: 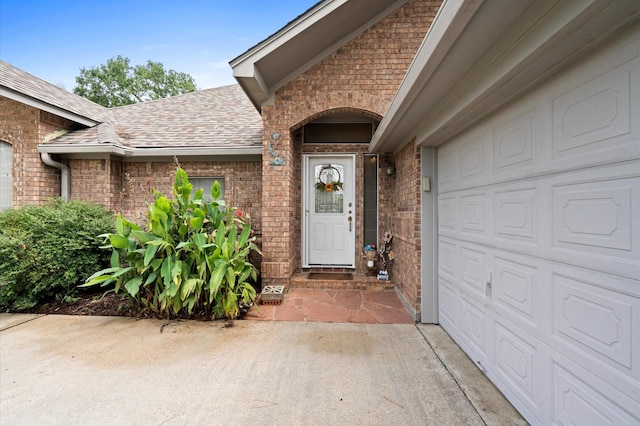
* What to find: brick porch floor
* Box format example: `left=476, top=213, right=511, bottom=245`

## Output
left=246, top=288, right=413, bottom=324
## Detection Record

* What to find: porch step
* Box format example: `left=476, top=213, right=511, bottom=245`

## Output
left=289, top=273, right=394, bottom=291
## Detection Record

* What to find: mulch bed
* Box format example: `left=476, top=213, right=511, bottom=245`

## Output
left=19, top=291, right=234, bottom=321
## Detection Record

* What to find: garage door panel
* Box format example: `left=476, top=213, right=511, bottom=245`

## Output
left=549, top=162, right=640, bottom=280
left=438, top=277, right=458, bottom=330
left=494, top=255, right=537, bottom=327
left=459, top=132, right=489, bottom=180
left=552, top=272, right=638, bottom=380
left=553, top=175, right=637, bottom=257
left=494, top=320, right=542, bottom=414
left=552, top=358, right=640, bottom=425
left=494, top=108, right=536, bottom=173
left=551, top=58, right=638, bottom=166
left=437, top=237, right=457, bottom=280
left=460, top=192, right=488, bottom=236
left=438, top=196, right=457, bottom=231
left=459, top=292, right=489, bottom=366
left=494, top=187, right=537, bottom=243
left=460, top=245, right=489, bottom=299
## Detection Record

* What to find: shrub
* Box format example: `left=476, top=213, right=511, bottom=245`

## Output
left=83, top=167, right=261, bottom=319
left=0, top=199, right=115, bottom=311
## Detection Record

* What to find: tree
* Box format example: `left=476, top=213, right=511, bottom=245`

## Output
left=73, top=56, right=197, bottom=107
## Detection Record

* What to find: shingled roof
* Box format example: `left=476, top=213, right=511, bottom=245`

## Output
left=0, top=60, right=110, bottom=124
left=1, top=61, right=263, bottom=156
left=47, top=85, right=262, bottom=151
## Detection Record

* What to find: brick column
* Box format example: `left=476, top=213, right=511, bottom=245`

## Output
left=260, top=117, right=296, bottom=285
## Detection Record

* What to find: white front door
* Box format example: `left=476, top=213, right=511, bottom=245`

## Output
left=303, top=154, right=356, bottom=267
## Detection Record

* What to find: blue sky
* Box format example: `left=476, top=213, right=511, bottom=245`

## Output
left=1, top=0, right=318, bottom=90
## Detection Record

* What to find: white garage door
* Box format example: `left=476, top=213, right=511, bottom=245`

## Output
left=436, top=28, right=640, bottom=425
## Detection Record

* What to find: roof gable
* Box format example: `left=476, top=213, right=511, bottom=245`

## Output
left=0, top=60, right=110, bottom=126
left=230, top=0, right=408, bottom=110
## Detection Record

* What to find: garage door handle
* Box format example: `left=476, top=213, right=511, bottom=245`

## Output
left=486, top=273, right=492, bottom=297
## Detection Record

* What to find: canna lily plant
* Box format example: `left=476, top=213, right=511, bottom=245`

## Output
left=82, top=167, right=261, bottom=319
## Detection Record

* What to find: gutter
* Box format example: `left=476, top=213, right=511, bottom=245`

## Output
left=40, top=152, right=70, bottom=200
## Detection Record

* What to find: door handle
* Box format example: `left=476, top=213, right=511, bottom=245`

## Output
left=348, top=216, right=352, bottom=232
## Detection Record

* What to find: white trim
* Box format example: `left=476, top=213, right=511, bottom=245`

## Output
left=0, top=87, right=100, bottom=127
left=37, top=144, right=262, bottom=158
left=420, top=146, right=438, bottom=323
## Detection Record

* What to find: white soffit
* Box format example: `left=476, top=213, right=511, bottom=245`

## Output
left=370, top=0, right=640, bottom=152
left=230, top=0, right=408, bottom=110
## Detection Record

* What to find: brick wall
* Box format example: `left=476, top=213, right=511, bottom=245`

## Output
left=68, top=158, right=122, bottom=209
left=386, top=140, right=422, bottom=315
left=94, top=160, right=265, bottom=234
left=0, top=97, right=75, bottom=207
left=261, top=0, right=441, bottom=285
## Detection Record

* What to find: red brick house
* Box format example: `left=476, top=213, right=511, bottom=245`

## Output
left=1, top=1, right=639, bottom=423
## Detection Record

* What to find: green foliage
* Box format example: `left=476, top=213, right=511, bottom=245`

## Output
left=73, top=55, right=197, bottom=107
left=83, top=167, right=261, bottom=319
left=0, top=200, right=115, bottom=311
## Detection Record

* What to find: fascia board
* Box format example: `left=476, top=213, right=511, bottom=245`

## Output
left=37, top=144, right=131, bottom=156
left=230, top=0, right=346, bottom=70
left=0, top=87, right=100, bottom=127
left=38, top=144, right=262, bottom=158
left=413, top=0, right=632, bottom=147
left=128, top=147, right=263, bottom=157
left=369, top=0, right=483, bottom=153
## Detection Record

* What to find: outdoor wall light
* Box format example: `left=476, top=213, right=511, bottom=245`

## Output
left=385, top=164, right=396, bottom=177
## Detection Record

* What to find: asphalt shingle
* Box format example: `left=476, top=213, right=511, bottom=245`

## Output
left=0, top=60, right=110, bottom=123
left=2, top=61, right=262, bottom=151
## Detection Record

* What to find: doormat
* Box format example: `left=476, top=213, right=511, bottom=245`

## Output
left=307, top=272, right=353, bottom=281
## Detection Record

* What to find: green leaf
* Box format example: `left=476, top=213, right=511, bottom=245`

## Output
left=161, top=257, right=173, bottom=287
left=80, top=275, right=114, bottom=287
left=115, top=214, right=125, bottom=235
left=181, top=278, right=200, bottom=301
left=215, top=220, right=226, bottom=248
left=225, top=266, right=236, bottom=290
left=228, top=225, right=237, bottom=251
left=189, top=217, right=203, bottom=231
left=109, top=234, right=130, bottom=249
left=149, top=204, right=168, bottom=222
left=209, top=263, right=227, bottom=297
left=175, top=241, right=192, bottom=250
left=210, top=180, right=221, bottom=201
left=150, top=258, right=163, bottom=270
left=223, top=291, right=238, bottom=318
left=131, top=230, right=157, bottom=243
left=112, top=266, right=134, bottom=278
left=144, top=271, right=158, bottom=286
left=144, top=244, right=159, bottom=266
left=193, top=233, right=206, bottom=251
left=156, top=196, right=172, bottom=213
left=84, top=267, right=121, bottom=282
left=194, top=187, right=204, bottom=201
left=124, top=276, right=143, bottom=297
left=110, top=250, right=120, bottom=268
left=238, top=224, right=251, bottom=247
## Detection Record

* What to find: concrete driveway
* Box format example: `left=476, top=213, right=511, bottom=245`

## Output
left=0, top=314, right=525, bottom=425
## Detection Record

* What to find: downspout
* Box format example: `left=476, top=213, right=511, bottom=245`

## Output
left=40, top=152, right=70, bottom=200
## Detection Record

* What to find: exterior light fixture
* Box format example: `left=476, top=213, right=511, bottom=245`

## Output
left=385, top=164, right=396, bottom=177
